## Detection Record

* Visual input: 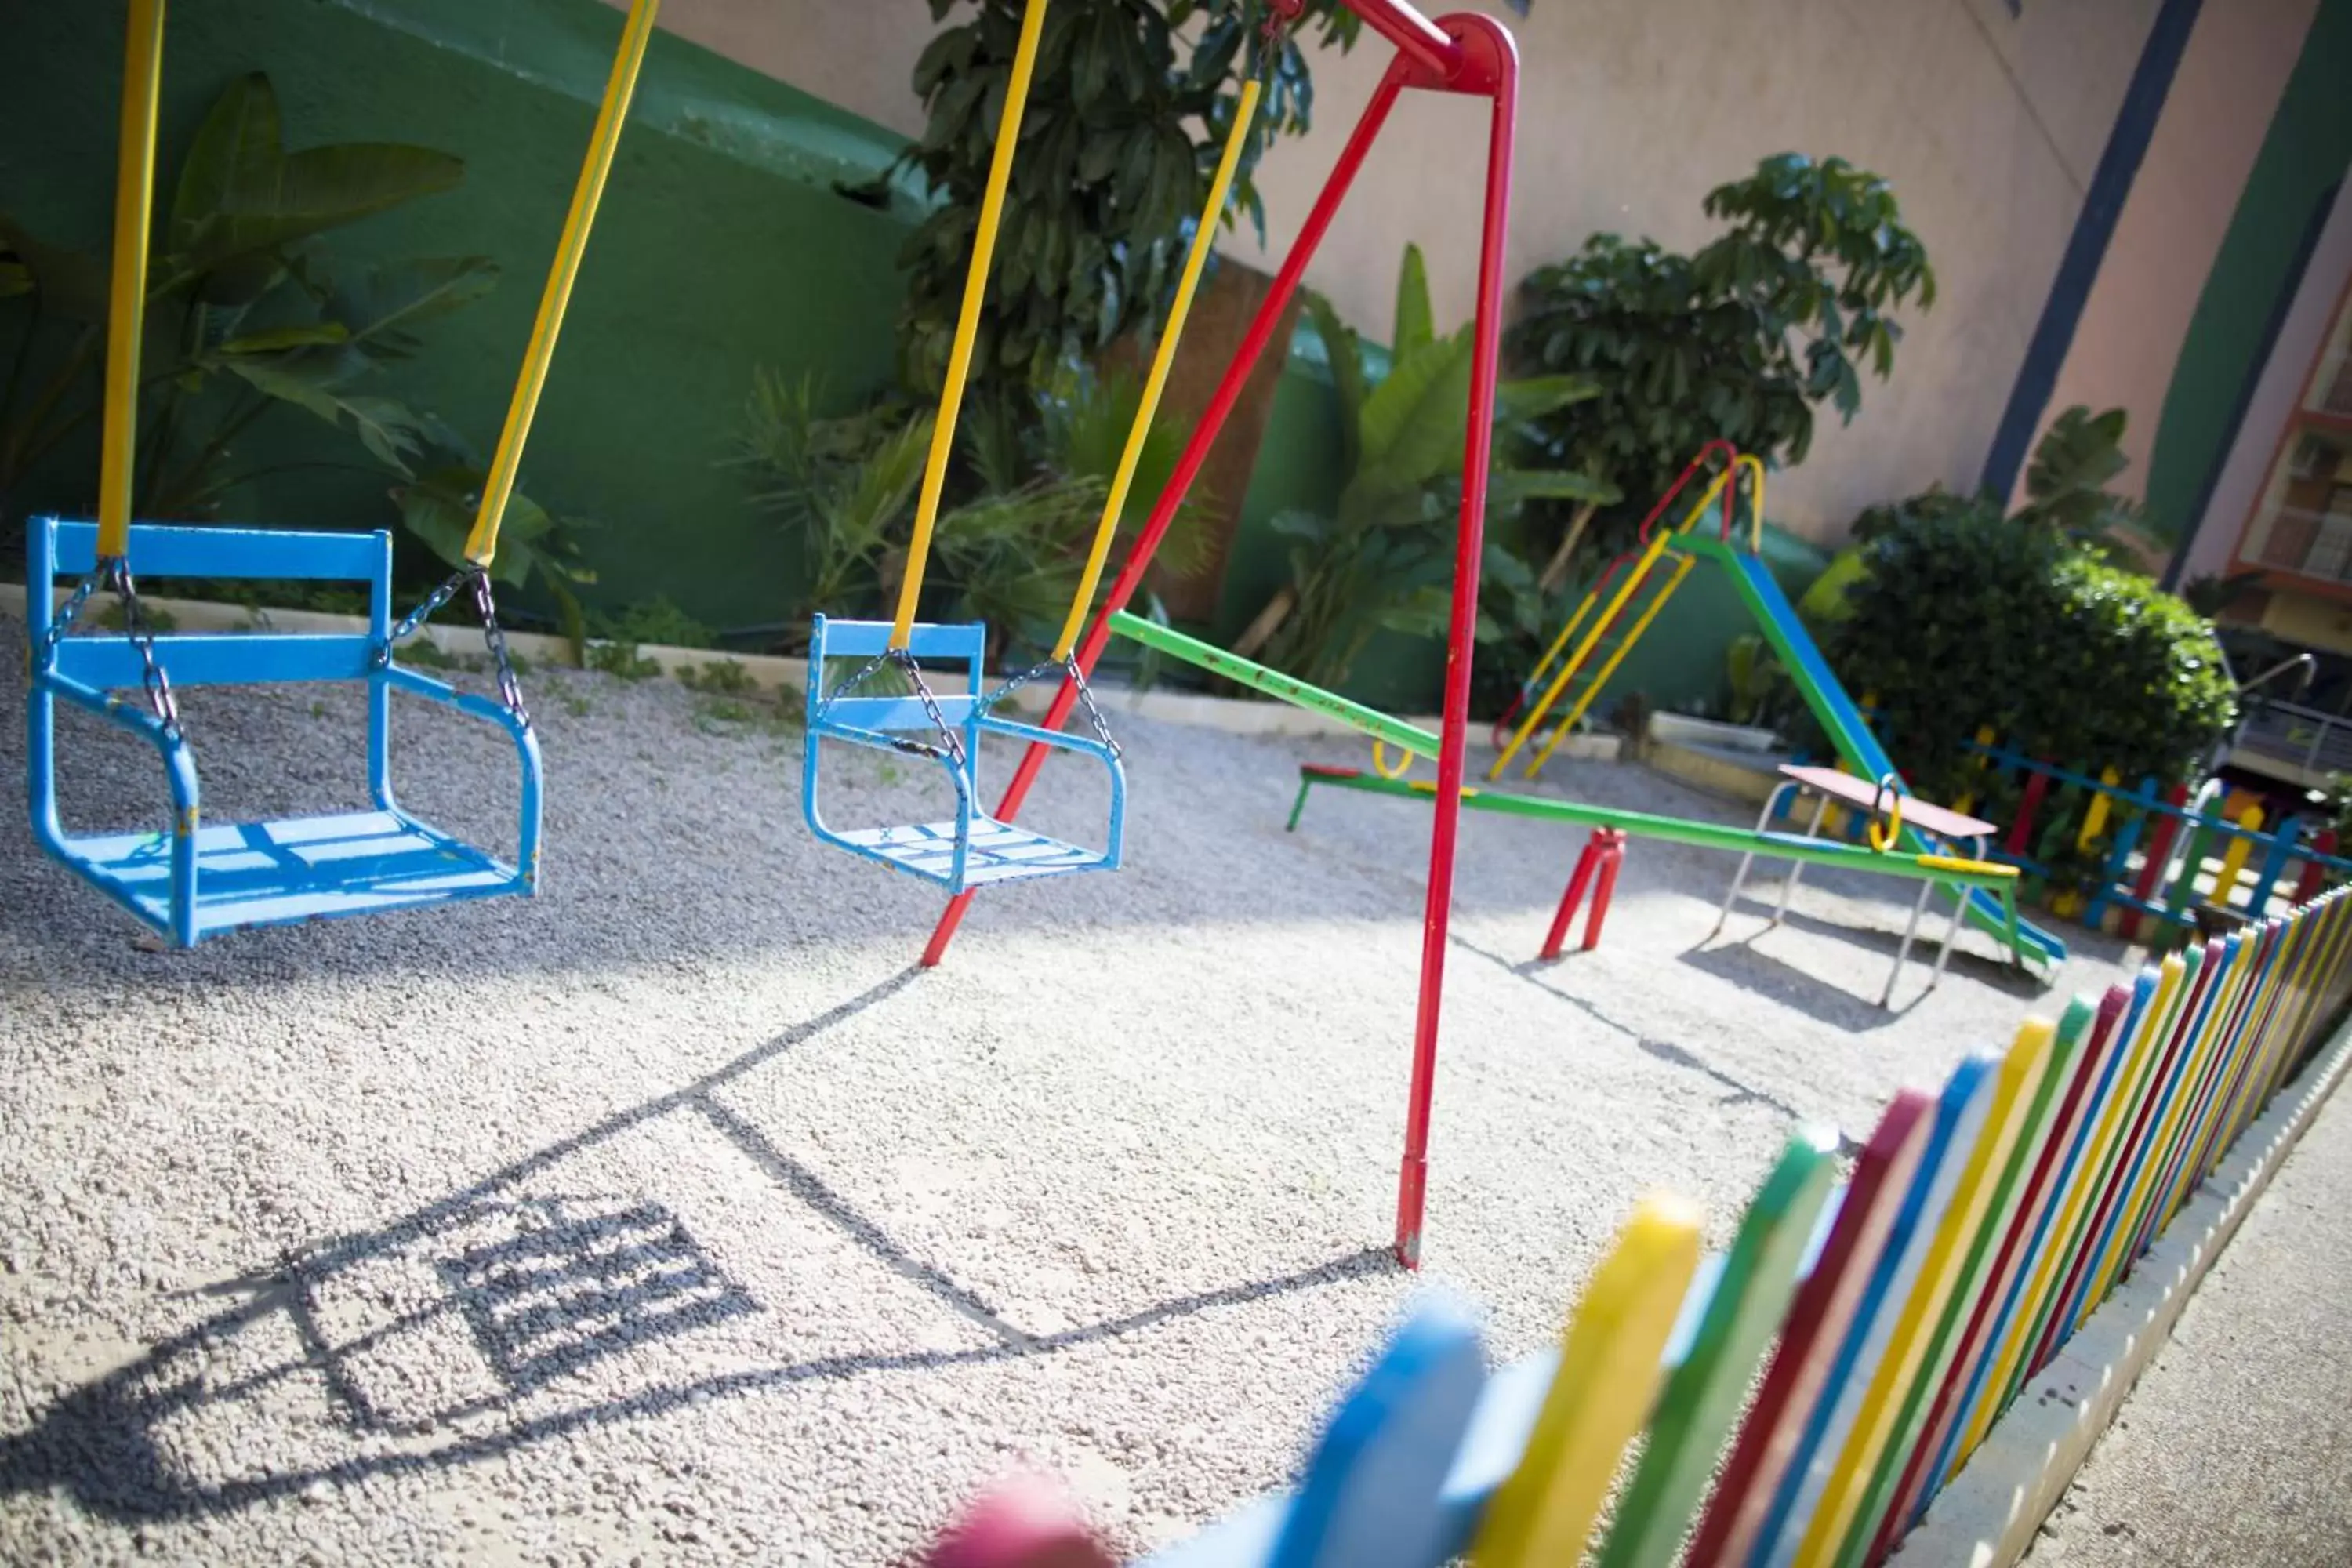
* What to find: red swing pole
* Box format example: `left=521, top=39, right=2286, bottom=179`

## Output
left=1395, top=16, right=1515, bottom=1269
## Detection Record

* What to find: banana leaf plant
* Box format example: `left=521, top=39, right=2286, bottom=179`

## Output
left=0, top=71, right=590, bottom=620
left=1231, top=242, right=1616, bottom=691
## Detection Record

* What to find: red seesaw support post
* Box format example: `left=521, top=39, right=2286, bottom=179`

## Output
left=1541, top=828, right=1627, bottom=960
left=917, top=1, right=1520, bottom=1272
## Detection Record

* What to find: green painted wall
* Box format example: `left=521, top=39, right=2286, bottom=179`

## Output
left=2145, top=0, right=2352, bottom=548
left=1, top=0, right=917, bottom=630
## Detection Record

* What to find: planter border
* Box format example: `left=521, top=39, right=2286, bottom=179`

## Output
left=0, top=583, right=1619, bottom=760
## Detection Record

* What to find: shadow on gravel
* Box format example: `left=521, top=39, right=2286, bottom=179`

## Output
left=1448, top=934, right=1820, bottom=1131
left=0, top=971, right=1395, bottom=1523
left=1680, top=896, right=2062, bottom=1027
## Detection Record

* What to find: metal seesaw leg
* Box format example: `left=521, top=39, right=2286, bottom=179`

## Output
left=1715, top=780, right=1796, bottom=938
left=1774, top=789, right=1831, bottom=927
left=1884, top=873, right=1935, bottom=1008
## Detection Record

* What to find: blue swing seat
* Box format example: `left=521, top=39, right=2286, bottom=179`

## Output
left=26, top=517, right=543, bottom=947
left=802, top=615, right=1123, bottom=894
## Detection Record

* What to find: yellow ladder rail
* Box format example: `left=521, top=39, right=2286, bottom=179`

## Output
left=1524, top=548, right=1693, bottom=777
left=1490, top=528, right=1675, bottom=779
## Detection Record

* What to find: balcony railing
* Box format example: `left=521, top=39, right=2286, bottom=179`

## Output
left=2253, top=504, right=2352, bottom=585
left=2234, top=696, right=2352, bottom=779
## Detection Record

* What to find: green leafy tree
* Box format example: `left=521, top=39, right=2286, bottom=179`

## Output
left=1232, top=243, right=1610, bottom=689
left=1508, top=154, right=1936, bottom=588
left=2013, top=404, right=2143, bottom=547
left=887, top=0, right=1366, bottom=397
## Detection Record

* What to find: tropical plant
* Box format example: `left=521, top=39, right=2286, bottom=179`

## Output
left=1831, top=504, right=2236, bottom=807
left=0, top=72, right=591, bottom=619
left=1232, top=244, right=1610, bottom=690
left=738, top=365, right=1210, bottom=658
left=2013, top=404, right=2143, bottom=547
left=885, top=0, right=1370, bottom=399
left=1507, top=154, right=1936, bottom=589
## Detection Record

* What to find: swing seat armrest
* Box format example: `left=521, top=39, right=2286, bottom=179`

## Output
left=381, top=662, right=535, bottom=745
left=379, top=663, right=545, bottom=888
left=30, top=666, right=201, bottom=854
left=974, top=713, right=1119, bottom=765
left=37, top=666, right=192, bottom=756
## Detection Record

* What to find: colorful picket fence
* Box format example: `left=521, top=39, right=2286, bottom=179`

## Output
left=927, top=888, right=2352, bottom=1568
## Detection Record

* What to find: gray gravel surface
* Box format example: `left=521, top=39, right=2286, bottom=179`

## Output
left=0, top=608, right=2136, bottom=1564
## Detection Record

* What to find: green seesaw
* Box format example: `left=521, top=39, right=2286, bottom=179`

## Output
left=1105, top=611, right=2024, bottom=917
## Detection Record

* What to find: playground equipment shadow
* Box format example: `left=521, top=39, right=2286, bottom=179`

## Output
left=0, top=610, right=2143, bottom=1562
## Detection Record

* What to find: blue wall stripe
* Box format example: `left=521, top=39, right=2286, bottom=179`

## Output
left=1979, top=0, right=2205, bottom=501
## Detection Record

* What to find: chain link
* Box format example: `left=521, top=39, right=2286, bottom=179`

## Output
left=814, top=646, right=971, bottom=775
left=38, top=568, right=107, bottom=660
left=381, top=566, right=532, bottom=730
left=38, top=560, right=181, bottom=737
left=470, top=571, right=530, bottom=728
left=386, top=568, right=470, bottom=649
left=107, top=561, right=181, bottom=739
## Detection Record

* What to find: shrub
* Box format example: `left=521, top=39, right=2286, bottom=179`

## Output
left=1833, top=505, right=2235, bottom=804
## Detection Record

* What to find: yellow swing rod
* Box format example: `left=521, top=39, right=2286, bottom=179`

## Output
left=463, top=0, right=662, bottom=568
left=96, top=0, right=168, bottom=562
left=1051, top=79, right=1261, bottom=661
left=889, top=0, right=1054, bottom=651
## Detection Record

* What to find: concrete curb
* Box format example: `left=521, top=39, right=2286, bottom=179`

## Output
left=1896, top=1014, right=2352, bottom=1567
left=0, top=583, right=1621, bottom=760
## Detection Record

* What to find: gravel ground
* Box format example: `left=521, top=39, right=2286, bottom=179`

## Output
left=0, top=608, right=2138, bottom=1565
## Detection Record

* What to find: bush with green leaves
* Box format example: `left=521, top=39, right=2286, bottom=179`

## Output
left=1507, top=154, right=1934, bottom=587
left=738, top=365, right=1210, bottom=659
left=1831, top=505, right=2235, bottom=804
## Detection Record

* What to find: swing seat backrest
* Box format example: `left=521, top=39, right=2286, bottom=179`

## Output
left=27, top=514, right=542, bottom=949
left=33, top=519, right=393, bottom=690
left=806, top=616, right=989, bottom=740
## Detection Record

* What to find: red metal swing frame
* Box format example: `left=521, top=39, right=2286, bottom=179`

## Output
left=920, top=0, right=1520, bottom=1271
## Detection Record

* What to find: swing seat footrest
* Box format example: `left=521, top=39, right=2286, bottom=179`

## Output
left=836, top=816, right=1112, bottom=890
left=54, top=808, right=528, bottom=942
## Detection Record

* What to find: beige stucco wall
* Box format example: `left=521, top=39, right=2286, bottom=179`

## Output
left=615, top=0, right=2176, bottom=539
left=2031, top=0, right=2320, bottom=509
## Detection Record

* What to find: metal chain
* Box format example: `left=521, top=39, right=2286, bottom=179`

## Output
left=105, top=561, right=181, bottom=739
left=814, top=646, right=970, bottom=773
left=1065, top=655, right=1121, bottom=760
left=891, top=648, right=968, bottom=772
left=386, top=568, right=470, bottom=650
left=381, top=566, right=532, bottom=729
left=38, top=568, right=107, bottom=660
left=470, top=571, right=530, bottom=728
left=976, top=653, right=1122, bottom=760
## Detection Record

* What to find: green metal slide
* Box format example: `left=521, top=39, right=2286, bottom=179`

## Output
left=1679, top=534, right=2066, bottom=970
